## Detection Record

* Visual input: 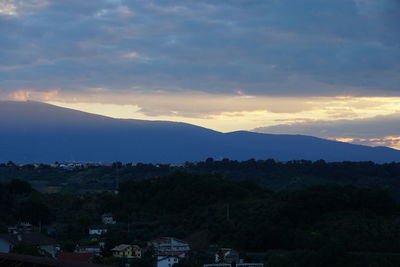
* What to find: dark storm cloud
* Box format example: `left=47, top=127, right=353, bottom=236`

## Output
left=0, top=0, right=399, bottom=95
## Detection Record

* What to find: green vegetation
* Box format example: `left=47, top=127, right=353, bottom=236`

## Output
left=2, top=162, right=400, bottom=266
left=2, top=159, right=400, bottom=195
left=10, top=243, right=52, bottom=257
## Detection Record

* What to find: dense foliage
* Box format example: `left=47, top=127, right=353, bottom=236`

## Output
left=1, top=171, right=400, bottom=266
left=2, top=159, right=400, bottom=195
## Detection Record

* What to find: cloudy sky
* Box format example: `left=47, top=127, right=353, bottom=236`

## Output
left=1, top=0, right=400, bottom=149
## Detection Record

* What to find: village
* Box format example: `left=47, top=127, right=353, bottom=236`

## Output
left=0, top=213, right=264, bottom=267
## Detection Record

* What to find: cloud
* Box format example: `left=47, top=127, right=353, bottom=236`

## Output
left=0, top=0, right=399, bottom=97
left=254, top=113, right=400, bottom=138
left=4, top=87, right=400, bottom=120
left=3, top=89, right=388, bottom=137
left=0, top=0, right=17, bottom=16
left=45, top=90, right=314, bottom=118
left=254, top=113, right=400, bottom=149
left=2, top=0, right=400, bottom=148
left=2, top=89, right=59, bottom=101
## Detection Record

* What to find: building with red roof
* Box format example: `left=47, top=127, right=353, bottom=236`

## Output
left=57, top=252, right=95, bottom=262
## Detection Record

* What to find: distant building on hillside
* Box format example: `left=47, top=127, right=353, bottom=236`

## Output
left=88, top=226, right=107, bottom=236
left=7, top=222, right=34, bottom=234
left=75, top=245, right=101, bottom=256
left=149, top=237, right=190, bottom=257
left=157, top=254, right=185, bottom=267
left=111, top=244, right=142, bottom=258
left=101, top=213, right=116, bottom=225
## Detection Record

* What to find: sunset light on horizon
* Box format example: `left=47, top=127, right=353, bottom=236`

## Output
left=1, top=0, right=400, bottom=150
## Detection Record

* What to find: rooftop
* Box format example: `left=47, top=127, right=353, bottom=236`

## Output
left=151, top=237, right=188, bottom=244
left=57, top=252, right=94, bottom=262
left=112, top=244, right=131, bottom=251
left=0, top=253, right=103, bottom=267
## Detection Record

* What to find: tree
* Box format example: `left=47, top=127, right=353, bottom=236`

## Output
left=7, top=179, right=33, bottom=195
left=268, top=254, right=296, bottom=267
left=10, top=244, right=51, bottom=257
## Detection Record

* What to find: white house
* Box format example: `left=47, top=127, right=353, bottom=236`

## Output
left=7, top=222, right=33, bottom=234
left=157, top=255, right=183, bottom=267
left=101, top=213, right=116, bottom=224
left=150, top=237, right=190, bottom=257
left=0, top=233, right=57, bottom=257
left=89, top=225, right=108, bottom=236
left=75, top=245, right=102, bottom=256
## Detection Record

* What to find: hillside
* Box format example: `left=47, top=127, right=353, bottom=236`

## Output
left=0, top=101, right=399, bottom=163
left=2, top=173, right=400, bottom=266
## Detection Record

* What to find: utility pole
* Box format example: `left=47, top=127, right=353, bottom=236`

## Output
left=115, top=162, right=120, bottom=194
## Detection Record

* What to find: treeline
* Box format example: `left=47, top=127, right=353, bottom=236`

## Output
left=0, top=179, right=50, bottom=228
left=186, top=158, right=400, bottom=192
left=113, top=172, right=400, bottom=253
left=2, top=173, right=400, bottom=266
left=1, top=159, right=400, bottom=194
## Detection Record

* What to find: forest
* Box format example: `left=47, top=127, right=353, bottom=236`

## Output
left=1, top=159, right=400, bottom=195
left=1, top=170, right=400, bottom=266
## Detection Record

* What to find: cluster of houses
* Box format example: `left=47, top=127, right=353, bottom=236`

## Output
left=76, top=213, right=193, bottom=266
left=0, top=214, right=192, bottom=266
left=10, top=162, right=103, bottom=170
left=10, top=162, right=182, bottom=170
left=150, top=237, right=191, bottom=267
left=0, top=214, right=262, bottom=267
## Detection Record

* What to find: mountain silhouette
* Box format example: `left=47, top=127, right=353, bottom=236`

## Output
left=0, top=101, right=399, bottom=163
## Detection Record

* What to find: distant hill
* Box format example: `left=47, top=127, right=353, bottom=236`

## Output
left=0, top=101, right=399, bottom=163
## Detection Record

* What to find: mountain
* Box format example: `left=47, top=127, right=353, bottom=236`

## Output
left=0, top=101, right=399, bottom=163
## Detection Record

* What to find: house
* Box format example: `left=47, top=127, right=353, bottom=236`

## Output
left=149, top=237, right=190, bottom=257
left=7, top=222, right=34, bottom=234
left=111, top=244, right=141, bottom=259
left=236, top=264, right=264, bottom=267
left=101, top=213, right=116, bottom=225
left=0, top=233, right=57, bottom=257
left=75, top=245, right=101, bottom=256
left=157, top=255, right=184, bottom=267
left=204, top=264, right=232, bottom=267
left=7, top=225, right=17, bottom=234
left=88, top=226, right=107, bottom=236
left=215, top=248, right=240, bottom=264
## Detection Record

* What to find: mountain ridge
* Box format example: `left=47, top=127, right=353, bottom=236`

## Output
left=0, top=101, right=399, bottom=163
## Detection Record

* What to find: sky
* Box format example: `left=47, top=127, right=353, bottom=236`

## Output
left=0, top=0, right=400, bottom=149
